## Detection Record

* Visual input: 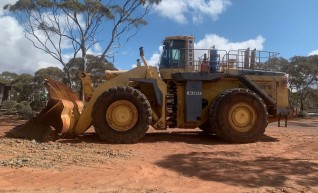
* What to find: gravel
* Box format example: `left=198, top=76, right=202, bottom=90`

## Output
left=0, top=136, right=132, bottom=169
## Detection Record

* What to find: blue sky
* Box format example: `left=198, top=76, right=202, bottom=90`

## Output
left=114, top=0, right=318, bottom=69
left=1, top=0, right=318, bottom=73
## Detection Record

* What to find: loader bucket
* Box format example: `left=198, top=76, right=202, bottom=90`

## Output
left=7, top=78, right=84, bottom=142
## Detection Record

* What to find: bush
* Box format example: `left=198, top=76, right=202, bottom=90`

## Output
left=298, top=111, right=308, bottom=117
left=15, top=103, right=23, bottom=112
left=30, top=99, right=46, bottom=111
left=2, top=100, right=18, bottom=114
left=15, top=101, right=33, bottom=119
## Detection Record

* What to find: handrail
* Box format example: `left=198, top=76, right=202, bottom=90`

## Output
left=163, top=48, right=281, bottom=77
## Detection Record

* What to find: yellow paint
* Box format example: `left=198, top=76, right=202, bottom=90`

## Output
left=72, top=66, right=167, bottom=135
left=106, top=100, right=138, bottom=132
left=228, top=102, right=256, bottom=132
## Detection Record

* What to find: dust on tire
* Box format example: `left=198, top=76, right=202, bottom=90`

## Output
left=92, top=86, right=152, bottom=143
left=209, top=88, right=268, bottom=143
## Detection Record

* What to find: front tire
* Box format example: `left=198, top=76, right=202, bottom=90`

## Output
left=198, top=122, right=215, bottom=134
left=209, top=88, right=268, bottom=143
left=92, top=86, right=152, bottom=143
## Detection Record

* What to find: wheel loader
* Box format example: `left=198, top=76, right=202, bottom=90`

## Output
left=9, top=35, right=290, bottom=143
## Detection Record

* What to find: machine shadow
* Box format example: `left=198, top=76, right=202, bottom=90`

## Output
left=155, top=151, right=318, bottom=188
left=287, top=121, right=318, bottom=128
left=61, top=130, right=279, bottom=145
left=140, top=131, right=279, bottom=144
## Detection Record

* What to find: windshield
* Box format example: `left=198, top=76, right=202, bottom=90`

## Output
left=159, top=40, right=186, bottom=69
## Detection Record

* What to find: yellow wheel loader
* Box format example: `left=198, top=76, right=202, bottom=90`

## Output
left=9, top=35, right=290, bottom=143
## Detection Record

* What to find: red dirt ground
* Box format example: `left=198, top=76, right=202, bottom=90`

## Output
left=0, top=115, right=317, bottom=193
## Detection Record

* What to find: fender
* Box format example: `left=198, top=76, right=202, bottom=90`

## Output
left=129, top=78, right=163, bottom=106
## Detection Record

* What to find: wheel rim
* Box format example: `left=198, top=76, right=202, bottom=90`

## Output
left=228, top=102, right=256, bottom=132
left=106, top=100, right=138, bottom=132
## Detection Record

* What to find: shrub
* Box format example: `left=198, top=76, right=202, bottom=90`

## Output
left=15, top=101, right=33, bottom=119
left=30, top=99, right=46, bottom=111
left=298, top=111, right=308, bottom=117
left=2, top=100, right=18, bottom=114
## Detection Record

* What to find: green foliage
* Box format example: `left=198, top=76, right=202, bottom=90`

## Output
left=0, top=71, right=19, bottom=85
left=34, top=67, right=66, bottom=82
left=10, top=73, right=34, bottom=102
left=60, top=0, right=113, bottom=18
left=30, top=97, right=46, bottom=111
left=2, top=100, right=18, bottom=114
left=2, top=100, right=33, bottom=118
left=1, top=63, right=117, bottom=110
left=37, top=0, right=55, bottom=8
left=255, top=54, right=318, bottom=111
left=15, top=101, right=33, bottom=118
left=4, top=0, right=35, bottom=11
left=1, top=71, right=46, bottom=110
left=65, top=54, right=116, bottom=95
left=287, top=55, right=318, bottom=111
left=261, top=57, right=289, bottom=72
left=32, top=67, right=67, bottom=109
left=298, top=111, right=308, bottom=118
left=288, top=56, right=316, bottom=88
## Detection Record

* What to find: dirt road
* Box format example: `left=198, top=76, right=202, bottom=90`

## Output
left=0, top=115, right=317, bottom=193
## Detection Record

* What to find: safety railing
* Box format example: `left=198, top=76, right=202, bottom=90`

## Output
left=165, top=48, right=280, bottom=76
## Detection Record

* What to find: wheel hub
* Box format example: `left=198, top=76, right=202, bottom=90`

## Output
left=228, top=102, right=256, bottom=132
left=106, top=100, right=138, bottom=132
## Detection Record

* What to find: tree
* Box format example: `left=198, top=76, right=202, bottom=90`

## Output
left=15, top=101, right=33, bottom=118
left=65, top=54, right=116, bottom=97
left=1, top=73, right=36, bottom=104
left=4, top=0, right=161, bottom=87
left=2, top=100, right=18, bottom=114
left=306, top=87, right=318, bottom=109
left=31, top=67, right=66, bottom=110
left=260, top=57, right=289, bottom=72
left=0, top=71, right=19, bottom=85
left=34, top=66, right=66, bottom=82
left=287, top=56, right=318, bottom=111
left=254, top=55, right=318, bottom=112
left=10, top=73, right=34, bottom=102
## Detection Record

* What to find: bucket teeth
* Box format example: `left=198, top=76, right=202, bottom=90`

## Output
left=6, top=78, right=84, bottom=141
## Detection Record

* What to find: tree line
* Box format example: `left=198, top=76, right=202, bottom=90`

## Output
left=0, top=55, right=115, bottom=116
left=260, top=55, right=318, bottom=114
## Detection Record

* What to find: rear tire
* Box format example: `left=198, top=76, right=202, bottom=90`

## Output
left=92, top=86, right=152, bottom=143
left=209, top=88, right=268, bottom=143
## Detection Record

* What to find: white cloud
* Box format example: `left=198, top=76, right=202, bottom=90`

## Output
left=0, top=14, right=61, bottom=74
left=0, top=1, right=68, bottom=74
left=308, top=49, right=318, bottom=56
left=146, top=34, right=265, bottom=67
left=153, top=0, right=231, bottom=24
left=153, top=0, right=188, bottom=24
left=0, top=2, right=102, bottom=75
left=147, top=46, right=163, bottom=66
left=131, top=46, right=163, bottom=68
left=195, top=34, right=265, bottom=64
left=0, top=0, right=17, bottom=15
left=195, top=34, right=265, bottom=51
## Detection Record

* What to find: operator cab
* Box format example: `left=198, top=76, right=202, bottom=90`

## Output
left=159, top=35, right=221, bottom=79
left=160, top=39, right=188, bottom=69
left=159, top=36, right=196, bottom=79
left=159, top=36, right=194, bottom=68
